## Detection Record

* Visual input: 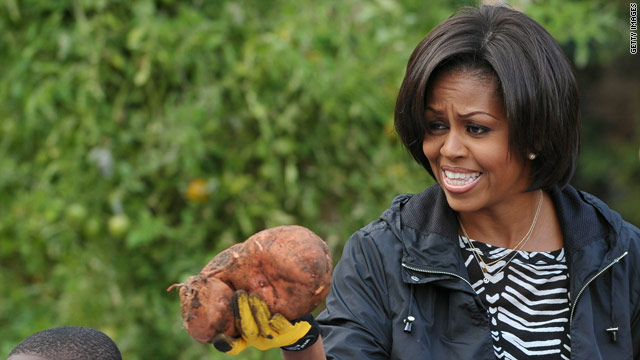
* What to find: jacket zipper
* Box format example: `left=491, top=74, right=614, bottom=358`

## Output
left=401, top=263, right=474, bottom=290
left=569, top=251, right=629, bottom=324
left=404, top=250, right=629, bottom=325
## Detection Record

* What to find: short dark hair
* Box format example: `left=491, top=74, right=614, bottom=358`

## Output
left=8, top=326, right=122, bottom=360
left=394, top=5, right=580, bottom=190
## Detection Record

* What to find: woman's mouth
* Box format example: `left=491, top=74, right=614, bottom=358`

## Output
left=441, top=169, right=482, bottom=193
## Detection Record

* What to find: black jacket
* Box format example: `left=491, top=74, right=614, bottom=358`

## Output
left=317, top=185, right=640, bottom=359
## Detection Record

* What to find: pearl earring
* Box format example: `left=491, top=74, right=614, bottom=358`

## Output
left=528, top=153, right=537, bottom=160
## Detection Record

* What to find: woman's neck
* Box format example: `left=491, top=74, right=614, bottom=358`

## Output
left=457, top=190, right=562, bottom=251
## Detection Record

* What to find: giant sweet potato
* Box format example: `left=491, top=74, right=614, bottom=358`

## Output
left=168, top=225, right=333, bottom=344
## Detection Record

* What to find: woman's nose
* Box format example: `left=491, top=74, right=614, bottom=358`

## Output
left=440, top=130, right=467, bottom=158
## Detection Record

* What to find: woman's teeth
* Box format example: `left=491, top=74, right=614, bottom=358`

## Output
left=444, top=170, right=480, bottom=185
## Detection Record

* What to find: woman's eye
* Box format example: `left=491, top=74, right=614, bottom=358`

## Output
left=427, top=122, right=448, bottom=133
left=467, top=124, right=490, bottom=135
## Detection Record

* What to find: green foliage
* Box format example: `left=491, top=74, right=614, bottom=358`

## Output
left=576, top=115, right=640, bottom=226
left=0, top=0, right=635, bottom=359
left=0, top=0, right=445, bottom=358
left=512, top=0, right=624, bottom=68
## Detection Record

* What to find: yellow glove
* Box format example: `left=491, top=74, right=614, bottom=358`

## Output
left=213, top=290, right=312, bottom=355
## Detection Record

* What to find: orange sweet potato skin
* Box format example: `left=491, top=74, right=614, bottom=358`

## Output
left=175, top=275, right=235, bottom=343
left=169, top=225, right=332, bottom=344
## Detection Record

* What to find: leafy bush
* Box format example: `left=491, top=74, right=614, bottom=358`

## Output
left=0, top=1, right=440, bottom=358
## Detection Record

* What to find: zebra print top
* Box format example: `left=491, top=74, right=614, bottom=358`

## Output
left=459, top=236, right=571, bottom=360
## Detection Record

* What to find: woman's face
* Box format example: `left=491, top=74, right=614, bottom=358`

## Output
left=422, top=71, right=532, bottom=214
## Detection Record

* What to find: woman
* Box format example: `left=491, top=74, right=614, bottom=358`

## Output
left=215, top=5, right=640, bottom=359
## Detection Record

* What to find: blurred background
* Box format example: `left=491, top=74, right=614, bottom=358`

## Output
left=1, top=0, right=638, bottom=359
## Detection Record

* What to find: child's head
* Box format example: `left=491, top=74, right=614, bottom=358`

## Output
left=8, top=326, right=122, bottom=360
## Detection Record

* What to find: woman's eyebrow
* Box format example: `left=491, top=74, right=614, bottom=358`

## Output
left=425, top=106, right=498, bottom=120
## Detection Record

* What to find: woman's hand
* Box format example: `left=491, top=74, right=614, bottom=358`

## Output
left=212, top=290, right=315, bottom=355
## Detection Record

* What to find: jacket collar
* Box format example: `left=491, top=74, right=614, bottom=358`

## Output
left=383, top=184, right=625, bottom=284
left=382, top=186, right=469, bottom=284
